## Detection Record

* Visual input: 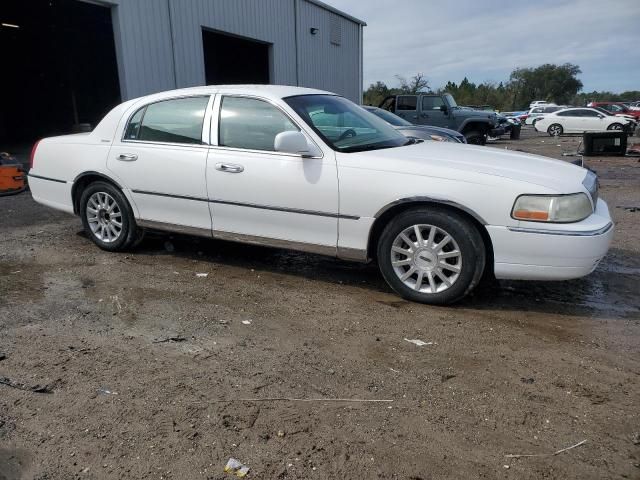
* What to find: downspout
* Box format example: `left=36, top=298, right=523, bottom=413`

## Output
left=294, top=0, right=300, bottom=86
left=166, top=0, right=178, bottom=88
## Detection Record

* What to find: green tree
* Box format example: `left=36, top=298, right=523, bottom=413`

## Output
left=362, top=81, right=391, bottom=106
left=509, top=63, right=583, bottom=108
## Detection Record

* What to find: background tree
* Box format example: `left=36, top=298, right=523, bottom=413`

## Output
left=396, top=73, right=430, bottom=94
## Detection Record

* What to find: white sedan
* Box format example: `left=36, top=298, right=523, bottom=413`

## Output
left=535, top=107, right=635, bottom=136
left=29, top=85, right=613, bottom=305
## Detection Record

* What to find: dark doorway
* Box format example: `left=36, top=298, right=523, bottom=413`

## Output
left=202, top=30, right=270, bottom=85
left=0, top=0, right=121, bottom=148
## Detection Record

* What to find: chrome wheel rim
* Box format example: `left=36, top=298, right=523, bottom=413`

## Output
left=549, top=125, right=562, bottom=136
left=86, top=192, right=123, bottom=243
left=610, top=124, right=623, bottom=130
left=390, top=224, right=462, bottom=294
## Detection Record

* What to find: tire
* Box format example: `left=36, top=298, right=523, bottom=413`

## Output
left=531, top=118, right=538, bottom=127
left=464, top=130, right=487, bottom=145
left=547, top=124, right=563, bottom=136
left=79, top=181, right=140, bottom=252
left=376, top=208, right=486, bottom=305
left=607, top=123, right=624, bottom=131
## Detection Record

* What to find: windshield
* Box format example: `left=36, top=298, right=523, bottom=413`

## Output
left=367, top=107, right=412, bottom=126
left=285, top=95, right=408, bottom=153
left=443, top=94, right=457, bottom=108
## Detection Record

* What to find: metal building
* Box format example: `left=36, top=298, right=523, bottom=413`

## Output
left=0, top=0, right=365, bottom=146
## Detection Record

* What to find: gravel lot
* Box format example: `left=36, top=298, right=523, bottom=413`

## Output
left=1, top=127, right=639, bottom=479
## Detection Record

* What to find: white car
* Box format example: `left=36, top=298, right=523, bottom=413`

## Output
left=28, top=85, right=613, bottom=305
left=529, top=100, right=555, bottom=109
left=525, top=105, right=563, bottom=125
left=534, top=107, right=634, bottom=136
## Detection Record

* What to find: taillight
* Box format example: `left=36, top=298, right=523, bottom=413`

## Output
left=29, top=140, right=41, bottom=170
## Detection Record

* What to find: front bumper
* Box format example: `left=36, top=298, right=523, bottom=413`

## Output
left=487, top=199, right=614, bottom=281
left=490, top=126, right=506, bottom=137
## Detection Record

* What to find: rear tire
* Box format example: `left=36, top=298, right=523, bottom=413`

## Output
left=464, top=130, right=487, bottom=145
left=547, top=124, right=563, bottom=136
left=79, top=181, right=141, bottom=252
left=376, top=208, right=486, bottom=305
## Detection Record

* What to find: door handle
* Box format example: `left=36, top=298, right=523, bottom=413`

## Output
left=116, top=153, right=138, bottom=161
left=215, top=162, right=244, bottom=173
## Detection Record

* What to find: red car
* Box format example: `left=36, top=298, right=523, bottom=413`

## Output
left=587, top=102, right=640, bottom=120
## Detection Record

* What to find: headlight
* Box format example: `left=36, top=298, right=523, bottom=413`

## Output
left=512, top=193, right=592, bottom=222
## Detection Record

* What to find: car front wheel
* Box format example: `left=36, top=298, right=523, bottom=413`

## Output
left=377, top=208, right=486, bottom=305
left=607, top=123, right=624, bottom=131
left=79, top=181, right=141, bottom=251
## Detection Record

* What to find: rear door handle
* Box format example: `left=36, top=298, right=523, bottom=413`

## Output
left=116, top=153, right=138, bottom=161
left=215, top=162, right=244, bottom=173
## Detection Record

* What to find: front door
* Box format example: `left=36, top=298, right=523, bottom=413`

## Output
left=419, top=95, right=449, bottom=128
left=206, top=95, right=339, bottom=251
left=107, top=95, right=213, bottom=231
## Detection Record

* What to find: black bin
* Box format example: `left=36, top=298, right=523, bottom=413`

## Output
left=510, top=124, right=521, bottom=140
left=582, top=131, right=627, bottom=156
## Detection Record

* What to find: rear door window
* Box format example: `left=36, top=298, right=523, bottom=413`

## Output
left=396, top=95, right=417, bottom=111
left=129, top=96, right=210, bottom=145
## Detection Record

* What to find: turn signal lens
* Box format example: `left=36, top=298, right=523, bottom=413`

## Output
left=512, top=193, right=592, bottom=223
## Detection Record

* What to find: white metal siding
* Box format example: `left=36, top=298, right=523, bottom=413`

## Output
left=105, top=0, right=363, bottom=102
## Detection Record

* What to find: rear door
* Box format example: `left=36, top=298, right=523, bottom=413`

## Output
left=394, top=95, right=419, bottom=123
left=419, top=95, right=449, bottom=128
left=107, top=95, right=214, bottom=231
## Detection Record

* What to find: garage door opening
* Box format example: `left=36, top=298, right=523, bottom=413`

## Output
left=202, top=30, right=271, bottom=85
left=0, top=0, right=121, bottom=149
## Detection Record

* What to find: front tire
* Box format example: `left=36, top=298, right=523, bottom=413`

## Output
left=79, top=181, right=140, bottom=251
left=376, top=208, right=486, bottom=305
left=547, top=124, right=563, bottom=136
left=607, top=123, right=624, bottom=131
left=464, top=130, right=487, bottom=145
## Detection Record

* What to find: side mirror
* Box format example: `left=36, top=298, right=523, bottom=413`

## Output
left=274, top=131, right=321, bottom=157
left=439, top=105, right=448, bottom=113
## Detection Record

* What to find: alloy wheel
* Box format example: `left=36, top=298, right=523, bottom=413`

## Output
left=86, top=192, right=123, bottom=243
left=390, top=224, right=462, bottom=294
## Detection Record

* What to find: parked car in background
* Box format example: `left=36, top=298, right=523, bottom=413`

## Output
left=587, top=102, right=640, bottom=121
left=525, top=105, right=564, bottom=125
left=363, top=106, right=466, bottom=143
left=534, top=107, right=635, bottom=136
left=28, top=85, right=613, bottom=305
left=379, top=93, right=500, bottom=145
left=529, top=100, right=555, bottom=109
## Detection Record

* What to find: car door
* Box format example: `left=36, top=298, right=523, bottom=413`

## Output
left=206, top=95, right=339, bottom=252
left=394, top=95, right=419, bottom=123
left=419, top=96, right=449, bottom=128
left=107, top=95, right=214, bottom=232
left=577, top=109, right=604, bottom=131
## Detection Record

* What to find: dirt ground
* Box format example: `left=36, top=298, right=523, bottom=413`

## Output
left=1, top=127, right=639, bottom=479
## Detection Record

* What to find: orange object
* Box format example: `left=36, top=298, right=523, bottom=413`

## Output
left=0, top=156, right=26, bottom=196
left=513, top=209, right=549, bottom=221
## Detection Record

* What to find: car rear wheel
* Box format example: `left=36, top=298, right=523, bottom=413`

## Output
left=80, top=181, right=141, bottom=251
left=547, top=124, right=563, bottom=136
left=376, top=208, right=486, bottom=305
left=607, top=123, right=624, bottom=131
left=464, top=130, right=487, bottom=145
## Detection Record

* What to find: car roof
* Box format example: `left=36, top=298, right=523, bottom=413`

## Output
left=131, top=84, right=335, bottom=104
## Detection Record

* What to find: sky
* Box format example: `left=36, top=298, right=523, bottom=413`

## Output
left=326, top=0, right=640, bottom=93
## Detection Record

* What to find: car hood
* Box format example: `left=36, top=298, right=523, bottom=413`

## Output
left=347, top=142, right=587, bottom=193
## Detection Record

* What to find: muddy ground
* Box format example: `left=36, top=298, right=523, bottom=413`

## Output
left=1, top=127, right=639, bottom=479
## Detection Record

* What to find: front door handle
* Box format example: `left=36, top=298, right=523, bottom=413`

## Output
left=116, top=153, right=138, bottom=161
left=215, top=162, right=244, bottom=173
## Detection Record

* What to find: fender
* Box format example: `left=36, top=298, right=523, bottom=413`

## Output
left=373, top=196, right=488, bottom=225
left=457, top=118, right=493, bottom=132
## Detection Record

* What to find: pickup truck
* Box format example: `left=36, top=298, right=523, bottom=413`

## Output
left=379, top=93, right=501, bottom=145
